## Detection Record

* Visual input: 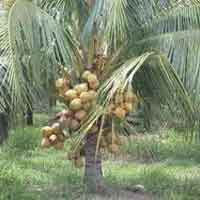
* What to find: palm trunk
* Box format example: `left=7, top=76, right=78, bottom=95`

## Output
left=84, top=133, right=104, bottom=193
left=26, top=106, right=33, bottom=126
left=0, top=112, right=8, bottom=144
left=49, top=95, right=56, bottom=108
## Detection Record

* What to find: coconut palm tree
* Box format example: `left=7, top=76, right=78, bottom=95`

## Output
left=0, top=0, right=199, bottom=192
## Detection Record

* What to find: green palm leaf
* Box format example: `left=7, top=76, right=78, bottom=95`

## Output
left=75, top=52, right=194, bottom=144
left=0, top=0, right=75, bottom=112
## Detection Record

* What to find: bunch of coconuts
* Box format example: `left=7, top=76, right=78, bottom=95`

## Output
left=41, top=123, right=69, bottom=150
left=41, top=70, right=138, bottom=168
left=41, top=70, right=100, bottom=166
left=55, top=76, right=70, bottom=97
left=107, top=87, right=138, bottom=119
left=99, top=130, right=123, bottom=154
left=55, top=70, right=99, bottom=132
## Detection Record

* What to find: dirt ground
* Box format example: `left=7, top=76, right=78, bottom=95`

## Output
left=79, top=190, right=153, bottom=200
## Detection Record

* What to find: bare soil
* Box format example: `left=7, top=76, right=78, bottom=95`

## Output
left=78, top=189, right=153, bottom=200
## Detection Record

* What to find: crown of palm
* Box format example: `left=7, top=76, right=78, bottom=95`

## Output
left=0, top=0, right=198, bottom=131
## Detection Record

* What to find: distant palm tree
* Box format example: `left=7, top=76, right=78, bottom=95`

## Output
left=0, top=0, right=198, bottom=192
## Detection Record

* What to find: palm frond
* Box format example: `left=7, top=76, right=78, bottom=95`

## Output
left=104, top=0, right=129, bottom=49
left=0, top=0, right=74, bottom=113
left=40, top=0, right=89, bottom=39
left=135, top=4, right=200, bottom=105
left=81, top=0, right=105, bottom=46
left=76, top=52, right=194, bottom=140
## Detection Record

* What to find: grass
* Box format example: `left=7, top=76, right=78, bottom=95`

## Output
left=0, top=145, right=83, bottom=200
left=0, top=113, right=200, bottom=200
left=122, top=130, right=200, bottom=163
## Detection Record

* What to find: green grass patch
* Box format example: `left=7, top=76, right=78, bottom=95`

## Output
left=123, top=129, right=200, bottom=163
left=1, top=114, right=200, bottom=200
left=2, top=127, right=41, bottom=155
left=105, top=161, right=200, bottom=200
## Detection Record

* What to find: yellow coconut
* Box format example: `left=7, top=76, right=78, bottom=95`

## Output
left=49, top=134, right=57, bottom=143
left=69, top=98, right=82, bottom=111
left=83, top=102, right=91, bottom=111
left=64, top=86, right=70, bottom=93
left=89, top=80, right=99, bottom=90
left=41, top=137, right=51, bottom=148
left=74, top=83, right=88, bottom=95
left=64, top=89, right=77, bottom=101
left=54, top=142, right=64, bottom=150
left=55, top=78, right=64, bottom=88
left=82, top=70, right=92, bottom=81
left=74, top=158, right=84, bottom=168
left=80, top=91, right=92, bottom=103
left=63, top=78, right=70, bottom=85
left=125, top=91, right=137, bottom=103
left=87, top=74, right=98, bottom=83
left=87, top=90, right=97, bottom=99
left=75, top=110, right=87, bottom=121
left=51, top=122, right=61, bottom=135
left=107, top=103, right=115, bottom=114
left=123, top=102, right=133, bottom=112
left=114, top=107, right=126, bottom=119
left=41, top=126, right=54, bottom=137
left=115, top=92, right=123, bottom=105
left=70, top=119, right=80, bottom=130
left=108, top=144, right=120, bottom=154
left=58, top=86, right=69, bottom=97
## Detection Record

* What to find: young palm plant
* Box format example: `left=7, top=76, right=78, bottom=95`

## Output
left=0, top=0, right=199, bottom=192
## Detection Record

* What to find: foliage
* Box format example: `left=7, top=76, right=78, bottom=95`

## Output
left=3, top=127, right=41, bottom=153
left=0, top=0, right=75, bottom=112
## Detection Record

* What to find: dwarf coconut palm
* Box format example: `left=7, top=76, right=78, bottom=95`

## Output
left=0, top=0, right=199, bottom=192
